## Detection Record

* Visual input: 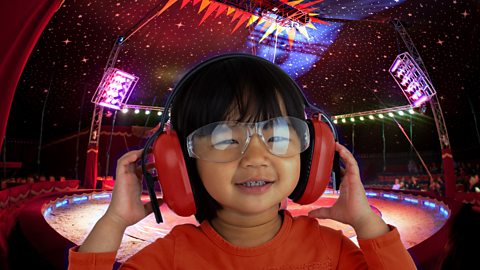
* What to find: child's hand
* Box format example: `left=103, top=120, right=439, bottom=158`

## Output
left=308, top=143, right=389, bottom=239
left=103, top=149, right=157, bottom=229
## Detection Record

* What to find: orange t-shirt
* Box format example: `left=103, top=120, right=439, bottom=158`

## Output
left=69, top=211, right=416, bottom=269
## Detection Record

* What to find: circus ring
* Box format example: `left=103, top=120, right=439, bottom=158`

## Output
left=7, top=186, right=456, bottom=269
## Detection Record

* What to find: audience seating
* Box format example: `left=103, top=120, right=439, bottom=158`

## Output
left=0, top=180, right=79, bottom=268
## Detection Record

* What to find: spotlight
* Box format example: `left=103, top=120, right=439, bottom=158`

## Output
left=94, top=69, right=139, bottom=110
left=388, top=112, right=394, bottom=117
left=369, top=115, right=375, bottom=120
left=360, top=116, right=365, bottom=121
left=378, top=114, right=384, bottom=119
left=341, top=118, right=346, bottom=123
left=333, top=119, right=338, bottom=124
left=157, top=111, right=162, bottom=116
left=389, top=52, right=436, bottom=108
left=398, top=111, right=404, bottom=116
left=350, top=117, right=355, bottom=122
left=121, top=108, right=128, bottom=113
left=134, top=109, right=140, bottom=114
left=145, top=110, right=151, bottom=115
left=409, top=109, right=415, bottom=114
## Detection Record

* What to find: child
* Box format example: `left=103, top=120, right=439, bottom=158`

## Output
left=69, top=54, right=416, bottom=269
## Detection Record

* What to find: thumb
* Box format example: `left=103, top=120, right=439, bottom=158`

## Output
left=308, top=207, right=333, bottom=219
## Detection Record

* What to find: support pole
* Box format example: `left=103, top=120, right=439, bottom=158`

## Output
left=84, top=105, right=103, bottom=189
left=84, top=37, right=123, bottom=188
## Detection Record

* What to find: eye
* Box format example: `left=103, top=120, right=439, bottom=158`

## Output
left=212, top=139, right=240, bottom=150
left=214, top=139, right=239, bottom=146
left=267, top=136, right=289, bottom=143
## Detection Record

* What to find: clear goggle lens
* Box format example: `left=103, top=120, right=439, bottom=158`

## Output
left=186, top=117, right=310, bottom=163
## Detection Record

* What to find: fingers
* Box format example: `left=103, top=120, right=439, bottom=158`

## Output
left=335, top=143, right=359, bottom=176
left=118, top=149, right=144, bottom=166
left=117, top=150, right=144, bottom=175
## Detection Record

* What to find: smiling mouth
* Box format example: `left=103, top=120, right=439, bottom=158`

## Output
left=236, top=180, right=273, bottom=187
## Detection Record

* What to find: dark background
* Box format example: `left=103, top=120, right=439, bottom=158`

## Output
left=3, top=0, right=479, bottom=181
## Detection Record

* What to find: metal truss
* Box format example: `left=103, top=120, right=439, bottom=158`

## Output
left=333, top=105, right=413, bottom=120
left=88, top=37, right=124, bottom=148
left=391, top=19, right=451, bottom=150
left=88, top=105, right=104, bottom=145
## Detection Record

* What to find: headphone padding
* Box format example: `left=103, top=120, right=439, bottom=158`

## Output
left=152, top=130, right=197, bottom=216
left=295, top=118, right=335, bottom=205
left=289, top=120, right=314, bottom=201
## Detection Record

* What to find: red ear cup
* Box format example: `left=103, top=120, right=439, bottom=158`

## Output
left=294, top=118, right=335, bottom=205
left=152, top=130, right=196, bottom=217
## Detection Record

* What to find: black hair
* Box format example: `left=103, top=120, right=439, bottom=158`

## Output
left=170, top=55, right=305, bottom=222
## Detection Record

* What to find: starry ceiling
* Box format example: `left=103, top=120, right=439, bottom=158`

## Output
left=6, top=0, right=480, bottom=155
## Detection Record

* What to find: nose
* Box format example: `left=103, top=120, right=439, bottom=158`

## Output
left=240, top=134, right=270, bottom=167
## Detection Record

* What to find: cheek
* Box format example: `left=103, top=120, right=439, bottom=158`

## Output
left=278, top=156, right=301, bottom=188
left=196, top=160, right=236, bottom=192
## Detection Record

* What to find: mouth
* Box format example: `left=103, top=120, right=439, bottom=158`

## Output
left=234, top=178, right=275, bottom=194
left=236, top=180, right=272, bottom=187
left=235, top=178, right=275, bottom=187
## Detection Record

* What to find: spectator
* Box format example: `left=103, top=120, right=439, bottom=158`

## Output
left=392, top=178, right=402, bottom=190
left=406, top=176, right=420, bottom=190
left=27, top=176, right=35, bottom=184
left=430, top=176, right=444, bottom=194
left=48, top=176, right=56, bottom=182
left=399, top=177, right=406, bottom=190
left=467, top=174, right=480, bottom=193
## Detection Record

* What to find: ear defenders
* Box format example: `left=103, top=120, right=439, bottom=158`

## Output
left=142, top=53, right=340, bottom=223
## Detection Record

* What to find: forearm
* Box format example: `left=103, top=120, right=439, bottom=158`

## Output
left=78, top=214, right=127, bottom=253
left=338, top=224, right=415, bottom=270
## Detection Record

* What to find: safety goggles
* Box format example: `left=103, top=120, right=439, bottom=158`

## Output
left=186, top=116, right=310, bottom=163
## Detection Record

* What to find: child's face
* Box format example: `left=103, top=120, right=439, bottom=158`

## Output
left=196, top=132, right=301, bottom=216
left=194, top=100, right=301, bottom=216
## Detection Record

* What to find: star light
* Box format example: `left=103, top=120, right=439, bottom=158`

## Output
left=437, top=39, right=444, bottom=45
left=462, top=10, right=469, bottom=18
left=62, top=38, right=72, bottom=45
left=175, top=22, right=185, bottom=28
left=81, top=57, right=88, bottom=63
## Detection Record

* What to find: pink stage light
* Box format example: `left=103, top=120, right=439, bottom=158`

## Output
left=389, top=52, right=436, bottom=108
left=413, top=96, right=428, bottom=107
left=92, top=68, right=139, bottom=110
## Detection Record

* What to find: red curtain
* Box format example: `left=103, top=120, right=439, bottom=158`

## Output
left=0, top=0, right=63, bottom=149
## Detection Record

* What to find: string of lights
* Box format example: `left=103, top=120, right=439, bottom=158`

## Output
left=332, top=105, right=415, bottom=124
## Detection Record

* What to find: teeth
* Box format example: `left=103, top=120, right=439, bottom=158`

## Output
left=242, top=181, right=267, bottom=187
